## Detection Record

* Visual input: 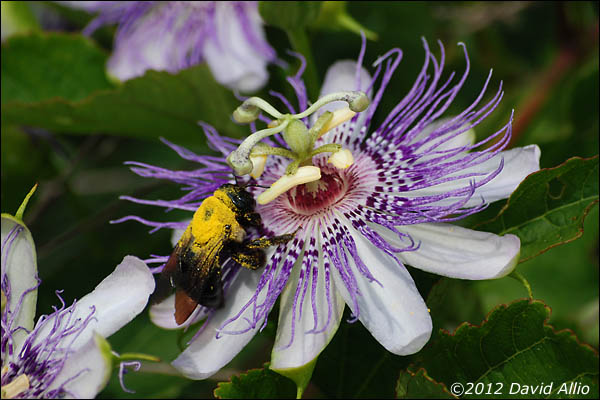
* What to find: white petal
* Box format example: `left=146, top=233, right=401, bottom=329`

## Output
left=203, top=3, right=270, bottom=92
left=45, top=333, right=112, bottom=399
left=330, top=218, right=432, bottom=355
left=372, top=222, right=520, bottom=279
left=1, top=215, right=38, bottom=351
left=171, top=268, right=266, bottom=379
left=33, top=256, right=154, bottom=351
left=405, top=145, right=541, bottom=207
left=271, top=241, right=345, bottom=370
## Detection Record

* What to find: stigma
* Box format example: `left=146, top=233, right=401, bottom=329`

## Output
left=227, top=91, right=369, bottom=203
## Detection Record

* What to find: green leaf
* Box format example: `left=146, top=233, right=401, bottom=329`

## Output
left=476, top=156, right=599, bottom=262
left=259, top=1, right=322, bottom=31
left=413, top=299, right=599, bottom=399
left=2, top=37, right=247, bottom=145
left=1, top=32, right=113, bottom=103
left=396, top=367, right=456, bottom=399
left=214, top=364, right=296, bottom=399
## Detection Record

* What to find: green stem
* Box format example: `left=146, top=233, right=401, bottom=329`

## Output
left=287, top=28, right=319, bottom=100
left=509, top=270, right=533, bottom=298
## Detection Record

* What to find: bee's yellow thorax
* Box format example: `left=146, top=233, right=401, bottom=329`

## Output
left=186, top=196, right=244, bottom=245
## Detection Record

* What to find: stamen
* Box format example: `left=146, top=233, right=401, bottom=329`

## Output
left=1, top=374, right=30, bottom=399
left=328, top=148, right=354, bottom=169
left=257, top=166, right=321, bottom=205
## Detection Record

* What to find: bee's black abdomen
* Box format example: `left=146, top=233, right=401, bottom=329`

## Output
left=196, top=268, right=224, bottom=309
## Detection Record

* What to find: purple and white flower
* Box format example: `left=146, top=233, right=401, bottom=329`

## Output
left=1, top=212, right=155, bottom=398
left=114, top=38, right=540, bottom=379
left=65, top=1, right=277, bottom=92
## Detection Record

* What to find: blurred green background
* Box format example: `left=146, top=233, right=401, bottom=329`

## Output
left=1, top=1, right=598, bottom=398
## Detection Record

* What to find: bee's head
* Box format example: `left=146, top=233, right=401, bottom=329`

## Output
left=216, top=183, right=256, bottom=214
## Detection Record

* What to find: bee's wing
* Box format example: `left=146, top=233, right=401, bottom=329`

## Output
left=149, top=246, right=178, bottom=305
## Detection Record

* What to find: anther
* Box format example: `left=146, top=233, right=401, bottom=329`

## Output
left=257, top=166, right=321, bottom=204
left=328, top=148, right=354, bottom=169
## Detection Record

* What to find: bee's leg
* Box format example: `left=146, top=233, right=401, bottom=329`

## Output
left=229, top=242, right=266, bottom=270
left=245, top=227, right=301, bottom=249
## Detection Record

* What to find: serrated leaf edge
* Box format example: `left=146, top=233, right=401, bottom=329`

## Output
left=213, top=362, right=290, bottom=399
left=397, top=365, right=458, bottom=399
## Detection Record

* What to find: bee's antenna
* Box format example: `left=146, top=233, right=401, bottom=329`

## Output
left=246, top=183, right=270, bottom=189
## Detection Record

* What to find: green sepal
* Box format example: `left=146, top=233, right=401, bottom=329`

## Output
left=14, top=183, right=37, bottom=222
left=270, top=357, right=318, bottom=399
left=94, top=333, right=115, bottom=387
left=312, top=1, right=378, bottom=41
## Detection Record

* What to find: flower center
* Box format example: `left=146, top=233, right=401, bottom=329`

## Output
left=286, top=170, right=348, bottom=214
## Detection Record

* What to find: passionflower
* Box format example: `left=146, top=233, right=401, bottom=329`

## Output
left=114, top=38, right=540, bottom=381
left=1, top=188, right=155, bottom=398
left=68, top=1, right=277, bottom=92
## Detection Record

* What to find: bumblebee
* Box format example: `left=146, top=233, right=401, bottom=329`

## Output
left=151, top=183, right=296, bottom=325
